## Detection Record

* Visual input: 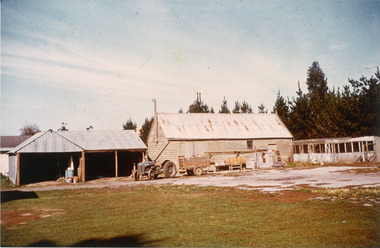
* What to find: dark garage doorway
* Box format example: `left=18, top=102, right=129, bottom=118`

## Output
left=18, top=151, right=144, bottom=184
left=85, top=151, right=143, bottom=180
left=19, top=153, right=81, bottom=185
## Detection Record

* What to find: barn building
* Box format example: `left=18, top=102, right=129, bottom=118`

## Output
left=293, top=136, right=380, bottom=164
left=8, top=130, right=147, bottom=185
left=147, top=113, right=293, bottom=170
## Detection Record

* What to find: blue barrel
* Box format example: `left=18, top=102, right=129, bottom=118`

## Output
left=66, top=169, right=74, bottom=183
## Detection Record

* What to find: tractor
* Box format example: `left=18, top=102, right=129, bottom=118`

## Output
left=133, top=160, right=176, bottom=181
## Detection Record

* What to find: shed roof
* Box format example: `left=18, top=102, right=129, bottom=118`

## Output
left=1, top=136, right=32, bottom=151
left=156, top=113, right=293, bottom=140
left=10, top=130, right=147, bottom=154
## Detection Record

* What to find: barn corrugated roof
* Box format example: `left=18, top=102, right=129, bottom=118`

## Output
left=9, top=130, right=147, bottom=153
left=156, top=113, right=293, bottom=140
left=58, top=130, right=147, bottom=151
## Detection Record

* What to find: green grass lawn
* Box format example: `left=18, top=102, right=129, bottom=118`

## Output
left=1, top=184, right=379, bottom=247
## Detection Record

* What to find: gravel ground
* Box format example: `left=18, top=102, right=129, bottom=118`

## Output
left=5, top=165, right=380, bottom=193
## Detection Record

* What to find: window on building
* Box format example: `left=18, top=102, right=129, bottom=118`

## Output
left=334, top=144, right=339, bottom=154
left=303, top=145, right=308, bottom=153
left=367, top=141, right=375, bottom=151
left=320, top=144, right=325, bottom=153
left=247, top=140, right=253, bottom=150
left=294, top=145, right=300, bottom=154
left=315, top=144, right=320, bottom=153
left=339, top=143, right=345, bottom=153
left=346, top=143, right=352, bottom=153
left=353, top=142, right=359, bottom=152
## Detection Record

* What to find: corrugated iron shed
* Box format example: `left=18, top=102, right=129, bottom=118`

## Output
left=59, top=130, right=147, bottom=151
left=157, top=113, right=293, bottom=140
left=9, top=130, right=147, bottom=153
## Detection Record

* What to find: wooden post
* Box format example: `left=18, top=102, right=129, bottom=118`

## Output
left=81, top=151, right=86, bottom=182
left=16, top=153, right=20, bottom=186
left=115, top=151, right=118, bottom=177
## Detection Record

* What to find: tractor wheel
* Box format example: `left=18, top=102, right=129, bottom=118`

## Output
left=193, top=167, right=203, bottom=176
left=163, top=161, right=177, bottom=178
left=187, top=170, right=194, bottom=176
left=133, top=170, right=139, bottom=181
left=147, top=169, right=156, bottom=180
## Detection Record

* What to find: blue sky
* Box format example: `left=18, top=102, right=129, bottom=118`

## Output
left=1, top=0, right=379, bottom=135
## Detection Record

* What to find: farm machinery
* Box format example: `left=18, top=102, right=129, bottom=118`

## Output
left=133, top=160, right=176, bottom=181
left=133, top=156, right=210, bottom=181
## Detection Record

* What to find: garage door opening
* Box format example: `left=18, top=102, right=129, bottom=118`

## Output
left=17, top=151, right=144, bottom=184
left=19, top=153, right=81, bottom=185
left=85, top=151, right=143, bottom=181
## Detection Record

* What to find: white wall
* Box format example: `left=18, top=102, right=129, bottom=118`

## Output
left=0, top=153, right=9, bottom=176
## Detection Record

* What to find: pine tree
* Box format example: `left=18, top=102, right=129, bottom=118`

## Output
left=288, top=82, right=313, bottom=139
left=241, top=101, right=253, bottom=113
left=273, top=91, right=290, bottom=126
left=187, top=93, right=212, bottom=113
left=139, top=117, right=154, bottom=145
left=232, top=101, right=241, bottom=113
left=347, top=67, right=380, bottom=136
left=123, top=118, right=137, bottom=131
left=257, top=103, right=267, bottom=114
left=219, top=97, right=230, bottom=113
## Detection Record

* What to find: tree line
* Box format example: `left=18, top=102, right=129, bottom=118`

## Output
left=20, top=61, right=379, bottom=143
left=274, top=62, right=379, bottom=140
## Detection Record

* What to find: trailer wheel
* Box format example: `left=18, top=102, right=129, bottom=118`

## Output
left=133, top=170, right=139, bottom=181
left=187, top=170, right=194, bottom=176
left=163, top=161, right=177, bottom=178
left=193, top=167, right=203, bottom=176
left=147, top=169, right=156, bottom=180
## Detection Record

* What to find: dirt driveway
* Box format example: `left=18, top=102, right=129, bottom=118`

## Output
left=6, top=164, right=380, bottom=193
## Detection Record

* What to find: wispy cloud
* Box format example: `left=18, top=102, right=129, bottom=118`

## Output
left=2, top=0, right=379, bottom=135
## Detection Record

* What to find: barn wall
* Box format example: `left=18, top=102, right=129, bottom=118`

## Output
left=152, top=138, right=293, bottom=170
left=147, top=120, right=169, bottom=161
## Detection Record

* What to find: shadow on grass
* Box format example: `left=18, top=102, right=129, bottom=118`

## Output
left=1, top=190, right=39, bottom=203
left=27, top=234, right=156, bottom=247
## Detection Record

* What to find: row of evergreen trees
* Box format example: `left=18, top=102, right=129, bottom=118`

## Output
left=124, top=61, right=379, bottom=143
left=273, top=62, right=380, bottom=140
